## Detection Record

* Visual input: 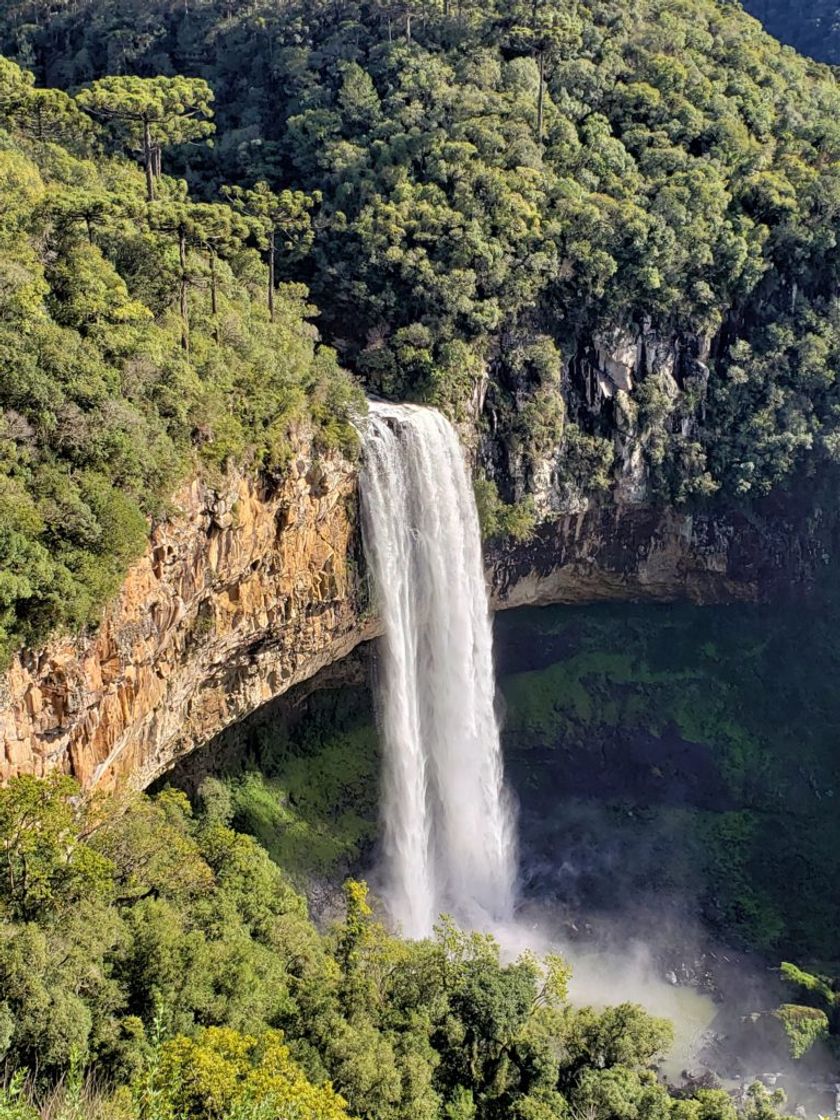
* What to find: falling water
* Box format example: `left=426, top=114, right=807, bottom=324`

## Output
left=359, top=401, right=516, bottom=939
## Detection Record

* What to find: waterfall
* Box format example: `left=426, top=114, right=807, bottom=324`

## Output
left=359, top=401, right=516, bottom=939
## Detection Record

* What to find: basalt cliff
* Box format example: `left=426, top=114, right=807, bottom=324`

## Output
left=0, top=416, right=828, bottom=790
left=0, top=449, right=370, bottom=790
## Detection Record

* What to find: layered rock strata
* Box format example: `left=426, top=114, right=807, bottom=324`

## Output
left=0, top=449, right=371, bottom=790
left=0, top=450, right=828, bottom=789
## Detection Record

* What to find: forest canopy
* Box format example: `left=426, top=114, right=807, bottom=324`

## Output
left=3, top=0, right=840, bottom=649
left=0, top=774, right=809, bottom=1120
left=0, top=56, right=362, bottom=664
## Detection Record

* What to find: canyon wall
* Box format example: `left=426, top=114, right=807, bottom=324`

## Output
left=489, top=501, right=825, bottom=609
left=0, top=428, right=828, bottom=789
left=0, top=446, right=373, bottom=790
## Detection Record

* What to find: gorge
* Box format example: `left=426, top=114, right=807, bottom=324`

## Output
left=3, top=0, right=840, bottom=1115
left=151, top=406, right=840, bottom=1108
left=0, top=422, right=830, bottom=792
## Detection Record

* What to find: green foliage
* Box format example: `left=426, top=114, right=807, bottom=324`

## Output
left=0, top=1074, right=38, bottom=1120
left=75, top=76, right=214, bottom=201
left=0, top=57, right=363, bottom=664
left=4, top=0, right=840, bottom=508
left=223, top=181, right=319, bottom=320
left=0, top=773, right=113, bottom=921
left=3, top=0, right=840, bottom=659
left=473, top=474, right=536, bottom=541
left=154, top=1027, right=350, bottom=1120
left=741, top=1082, right=793, bottom=1120
left=779, top=962, right=837, bottom=1005
left=191, top=687, right=382, bottom=883
left=0, top=772, right=788, bottom=1120
left=773, top=1004, right=829, bottom=1059
left=778, top=962, right=840, bottom=1048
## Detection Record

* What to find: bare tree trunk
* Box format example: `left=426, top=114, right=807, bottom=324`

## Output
left=210, top=251, right=219, bottom=342
left=268, top=227, right=275, bottom=323
left=179, top=226, right=189, bottom=351
left=143, top=118, right=155, bottom=202
left=537, top=49, right=545, bottom=143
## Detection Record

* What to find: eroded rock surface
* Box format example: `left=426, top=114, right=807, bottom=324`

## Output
left=0, top=442, right=829, bottom=789
left=489, top=502, right=825, bottom=608
left=0, top=447, right=372, bottom=789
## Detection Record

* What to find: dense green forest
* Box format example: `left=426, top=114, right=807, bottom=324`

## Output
left=4, top=2, right=840, bottom=1116
left=7, top=0, right=840, bottom=504
left=742, top=2, right=840, bottom=65
left=3, top=0, right=840, bottom=657
left=0, top=774, right=827, bottom=1120
left=0, top=57, right=361, bottom=663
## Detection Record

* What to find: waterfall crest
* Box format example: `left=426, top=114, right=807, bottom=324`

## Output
left=360, top=401, right=516, bottom=939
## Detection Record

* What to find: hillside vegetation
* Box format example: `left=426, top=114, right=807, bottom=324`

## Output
left=0, top=58, right=361, bottom=664
left=4, top=1, right=840, bottom=510
left=0, top=2, right=840, bottom=653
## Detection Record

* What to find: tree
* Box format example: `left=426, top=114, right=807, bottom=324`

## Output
left=146, top=199, right=194, bottom=349
left=188, top=202, right=249, bottom=330
left=40, top=186, right=123, bottom=245
left=502, top=2, right=584, bottom=142
left=76, top=75, right=214, bottom=201
left=156, top=1027, right=352, bottom=1120
left=145, top=199, right=247, bottom=349
left=774, top=1004, right=830, bottom=1059
left=0, top=774, right=112, bottom=921
left=0, top=56, right=92, bottom=150
left=224, top=180, right=318, bottom=322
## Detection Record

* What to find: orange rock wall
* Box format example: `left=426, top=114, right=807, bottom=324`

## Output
left=0, top=449, right=373, bottom=790
left=0, top=442, right=825, bottom=792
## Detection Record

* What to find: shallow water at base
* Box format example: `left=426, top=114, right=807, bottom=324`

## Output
left=480, top=908, right=717, bottom=1081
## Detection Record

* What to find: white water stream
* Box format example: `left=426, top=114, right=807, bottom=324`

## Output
left=358, top=401, right=719, bottom=1084
left=359, top=401, right=516, bottom=938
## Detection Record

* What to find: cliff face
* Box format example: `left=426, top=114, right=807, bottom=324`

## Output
left=489, top=501, right=825, bottom=608
left=0, top=434, right=829, bottom=790
left=0, top=447, right=372, bottom=790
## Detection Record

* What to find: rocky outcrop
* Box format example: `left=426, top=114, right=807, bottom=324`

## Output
left=0, top=429, right=831, bottom=790
left=0, top=445, right=374, bottom=790
left=488, top=323, right=708, bottom=517
left=489, top=501, right=827, bottom=608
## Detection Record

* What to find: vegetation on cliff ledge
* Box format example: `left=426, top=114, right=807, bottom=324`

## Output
left=0, top=57, right=362, bottom=664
